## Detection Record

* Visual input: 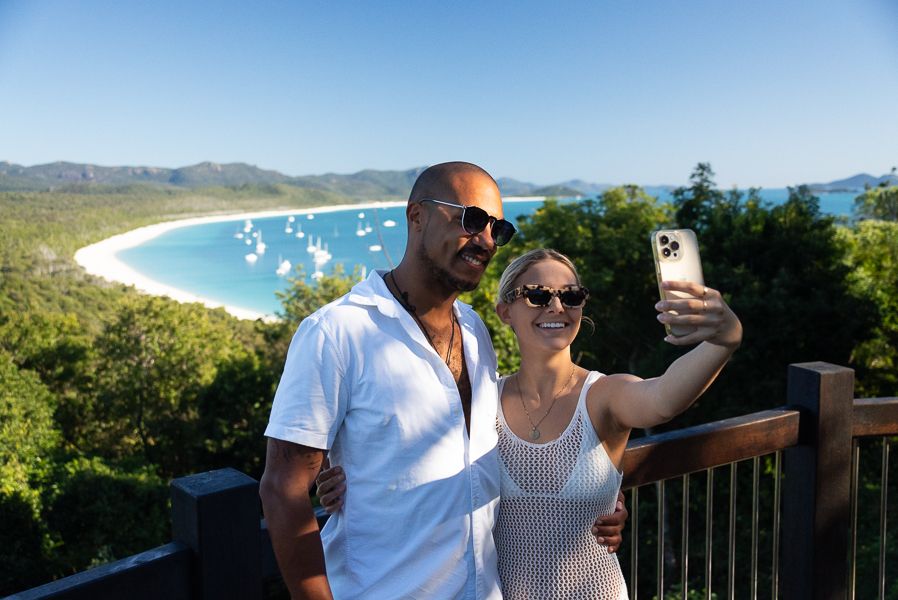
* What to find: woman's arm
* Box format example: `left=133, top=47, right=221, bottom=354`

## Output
left=604, top=280, right=742, bottom=430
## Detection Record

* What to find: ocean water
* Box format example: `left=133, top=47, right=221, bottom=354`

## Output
left=116, top=191, right=857, bottom=318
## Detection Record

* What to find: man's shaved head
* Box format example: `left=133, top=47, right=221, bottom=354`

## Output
left=408, top=162, right=498, bottom=204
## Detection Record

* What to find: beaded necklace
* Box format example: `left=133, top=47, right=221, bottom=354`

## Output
left=386, top=270, right=457, bottom=368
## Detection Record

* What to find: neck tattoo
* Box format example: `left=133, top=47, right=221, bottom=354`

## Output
left=387, top=270, right=457, bottom=368
left=516, top=364, right=577, bottom=440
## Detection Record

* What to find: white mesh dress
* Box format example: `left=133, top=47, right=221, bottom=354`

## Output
left=496, top=371, right=628, bottom=599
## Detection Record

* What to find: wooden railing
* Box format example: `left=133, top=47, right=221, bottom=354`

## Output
left=8, top=362, right=897, bottom=600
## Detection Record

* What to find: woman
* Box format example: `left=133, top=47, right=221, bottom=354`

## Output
left=320, top=248, right=742, bottom=598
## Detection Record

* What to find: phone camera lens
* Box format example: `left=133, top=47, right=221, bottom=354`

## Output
left=662, top=247, right=671, bottom=257
left=659, top=235, right=669, bottom=245
left=670, top=241, right=680, bottom=251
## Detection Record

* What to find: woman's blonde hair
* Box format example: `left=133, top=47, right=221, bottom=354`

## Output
left=497, top=248, right=581, bottom=305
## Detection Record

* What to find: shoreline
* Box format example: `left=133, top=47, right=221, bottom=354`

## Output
left=73, top=196, right=547, bottom=321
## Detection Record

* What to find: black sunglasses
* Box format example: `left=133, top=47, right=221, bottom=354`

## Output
left=421, top=198, right=516, bottom=246
left=504, top=284, right=590, bottom=308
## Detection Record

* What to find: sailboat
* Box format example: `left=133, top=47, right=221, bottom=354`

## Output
left=294, top=224, right=305, bottom=239
left=356, top=222, right=366, bottom=237
left=255, top=231, right=267, bottom=255
left=244, top=252, right=258, bottom=264
left=313, top=237, right=332, bottom=263
left=276, top=256, right=292, bottom=276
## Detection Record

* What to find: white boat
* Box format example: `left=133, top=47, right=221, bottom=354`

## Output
left=368, top=244, right=382, bottom=252
left=311, top=270, right=324, bottom=280
left=276, top=258, right=292, bottom=277
left=312, top=238, right=332, bottom=263
left=355, top=222, right=366, bottom=237
left=243, top=219, right=253, bottom=233
left=288, top=215, right=296, bottom=223
left=285, top=226, right=294, bottom=234
left=244, top=253, right=258, bottom=263
left=383, top=219, right=397, bottom=228
left=244, top=238, right=252, bottom=245
left=295, top=224, right=305, bottom=239
left=358, top=212, right=365, bottom=219
left=256, top=231, right=267, bottom=255
left=307, top=214, right=315, bottom=220
left=306, top=235, right=316, bottom=253
left=234, top=231, right=244, bottom=239
left=364, top=222, right=373, bottom=233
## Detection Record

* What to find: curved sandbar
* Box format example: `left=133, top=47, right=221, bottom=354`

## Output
left=73, top=197, right=546, bottom=321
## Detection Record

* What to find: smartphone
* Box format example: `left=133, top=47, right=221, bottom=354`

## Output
left=651, top=228, right=705, bottom=337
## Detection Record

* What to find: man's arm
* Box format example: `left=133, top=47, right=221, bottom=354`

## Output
left=260, top=438, right=332, bottom=600
left=592, top=491, right=628, bottom=553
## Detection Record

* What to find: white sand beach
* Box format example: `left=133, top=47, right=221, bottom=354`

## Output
left=73, top=197, right=546, bottom=321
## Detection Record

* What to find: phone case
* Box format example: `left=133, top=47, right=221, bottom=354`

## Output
left=651, top=228, right=705, bottom=337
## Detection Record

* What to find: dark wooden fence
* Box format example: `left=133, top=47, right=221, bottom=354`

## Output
left=8, top=362, right=898, bottom=600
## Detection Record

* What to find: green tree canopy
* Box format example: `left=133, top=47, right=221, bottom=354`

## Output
left=854, top=185, right=898, bottom=221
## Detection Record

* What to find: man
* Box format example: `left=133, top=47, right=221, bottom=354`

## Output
left=260, top=162, right=625, bottom=599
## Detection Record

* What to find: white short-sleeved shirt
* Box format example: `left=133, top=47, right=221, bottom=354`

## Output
left=265, top=270, right=502, bottom=600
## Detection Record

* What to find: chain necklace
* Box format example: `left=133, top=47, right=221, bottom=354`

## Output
left=515, top=364, right=577, bottom=441
left=386, top=270, right=457, bottom=368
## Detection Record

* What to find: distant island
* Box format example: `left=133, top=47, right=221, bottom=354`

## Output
left=805, top=172, right=898, bottom=193
left=0, top=160, right=894, bottom=198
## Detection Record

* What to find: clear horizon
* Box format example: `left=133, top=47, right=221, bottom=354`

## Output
left=1, top=1, right=896, bottom=189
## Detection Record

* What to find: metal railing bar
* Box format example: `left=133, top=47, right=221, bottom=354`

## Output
left=772, top=451, right=781, bottom=599
left=706, top=468, right=714, bottom=600
left=728, top=462, right=737, bottom=600
left=658, top=480, right=665, bottom=600
left=631, top=486, right=639, bottom=600
left=681, top=473, right=689, bottom=600
left=751, top=456, right=759, bottom=600
left=878, top=439, right=890, bottom=600
left=849, top=439, right=859, bottom=600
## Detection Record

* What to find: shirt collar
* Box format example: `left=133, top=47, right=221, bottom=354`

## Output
left=347, top=269, right=474, bottom=321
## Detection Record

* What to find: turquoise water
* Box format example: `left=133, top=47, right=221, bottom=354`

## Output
left=116, top=191, right=857, bottom=317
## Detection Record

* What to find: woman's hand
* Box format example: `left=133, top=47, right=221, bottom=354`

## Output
left=655, top=281, right=742, bottom=349
left=315, top=465, right=346, bottom=513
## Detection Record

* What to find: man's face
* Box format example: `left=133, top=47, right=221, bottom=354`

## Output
left=417, top=172, right=504, bottom=293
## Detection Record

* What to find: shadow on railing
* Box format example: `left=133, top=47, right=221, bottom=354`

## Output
left=8, top=362, right=897, bottom=600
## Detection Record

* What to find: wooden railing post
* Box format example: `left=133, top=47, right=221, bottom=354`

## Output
left=781, top=362, right=854, bottom=600
left=171, top=468, right=262, bottom=600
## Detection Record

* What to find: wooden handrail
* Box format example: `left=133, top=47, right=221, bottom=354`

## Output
left=621, top=407, right=801, bottom=489
left=852, top=396, right=898, bottom=437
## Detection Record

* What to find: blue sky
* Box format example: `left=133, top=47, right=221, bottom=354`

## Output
left=1, top=0, right=895, bottom=188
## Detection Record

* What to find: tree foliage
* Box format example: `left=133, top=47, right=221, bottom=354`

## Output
left=837, top=220, right=898, bottom=396
left=0, top=351, right=60, bottom=591
left=854, top=185, right=898, bottom=221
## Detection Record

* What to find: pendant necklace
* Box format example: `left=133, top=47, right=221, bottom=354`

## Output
left=516, top=364, right=576, bottom=441
left=386, top=270, right=457, bottom=368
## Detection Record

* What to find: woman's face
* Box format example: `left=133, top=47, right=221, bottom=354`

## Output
left=497, top=258, right=584, bottom=354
